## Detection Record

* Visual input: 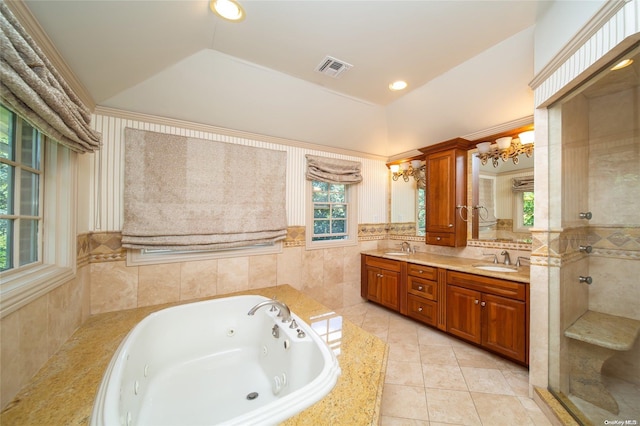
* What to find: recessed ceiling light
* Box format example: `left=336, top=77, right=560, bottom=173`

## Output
left=210, top=0, right=245, bottom=22
left=610, top=58, right=633, bottom=70
left=389, top=80, right=408, bottom=91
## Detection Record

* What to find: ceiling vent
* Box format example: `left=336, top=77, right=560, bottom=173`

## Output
left=315, top=55, right=353, bottom=78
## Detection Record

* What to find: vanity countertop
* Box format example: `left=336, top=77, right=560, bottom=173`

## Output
left=0, top=285, right=388, bottom=426
left=362, top=249, right=530, bottom=283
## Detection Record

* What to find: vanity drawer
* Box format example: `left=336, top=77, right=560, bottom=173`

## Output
left=408, top=276, right=437, bottom=301
left=408, top=264, right=437, bottom=280
left=407, top=294, right=437, bottom=326
left=426, top=232, right=455, bottom=246
left=365, top=255, right=402, bottom=272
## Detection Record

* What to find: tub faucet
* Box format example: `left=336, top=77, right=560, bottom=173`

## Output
left=247, top=299, right=292, bottom=323
left=501, top=250, right=512, bottom=265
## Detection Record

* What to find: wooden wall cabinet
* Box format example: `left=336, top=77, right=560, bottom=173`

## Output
left=420, top=139, right=468, bottom=247
left=361, top=255, right=406, bottom=312
left=446, top=270, right=528, bottom=364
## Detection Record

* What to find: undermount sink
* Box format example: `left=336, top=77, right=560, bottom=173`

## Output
left=384, top=251, right=409, bottom=256
left=472, top=264, right=518, bottom=273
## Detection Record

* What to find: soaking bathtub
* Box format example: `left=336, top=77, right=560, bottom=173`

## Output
left=90, top=295, right=341, bottom=426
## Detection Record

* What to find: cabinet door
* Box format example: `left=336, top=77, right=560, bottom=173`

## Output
left=482, top=293, right=526, bottom=363
left=426, top=150, right=456, bottom=233
left=379, top=269, right=400, bottom=310
left=446, top=285, right=481, bottom=344
left=366, top=266, right=381, bottom=302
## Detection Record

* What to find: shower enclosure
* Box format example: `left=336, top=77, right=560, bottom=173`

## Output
left=547, top=44, right=640, bottom=424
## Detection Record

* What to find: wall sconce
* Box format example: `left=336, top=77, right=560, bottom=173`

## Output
left=390, top=159, right=424, bottom=182
left=476, top=131, right=534, bottom=167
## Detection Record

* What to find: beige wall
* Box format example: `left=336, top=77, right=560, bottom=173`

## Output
left=0, top=267, right=91, bottom=409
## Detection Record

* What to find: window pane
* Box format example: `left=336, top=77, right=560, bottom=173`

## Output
left=331, top=204, right=346, bottom=218
left=0, top=218, right=12, bottom=271
left=314, top=219, right=330, bottom=235
left=331, top=220, right=346, bottom=233
left=314, top=204, right=330, bottom=218
left=0, top=106, right=14, bottom=160
left=20, top=119, right=41, bottom=170
left=20, top=171, right=39, bottom=216
left=18, top=218, right=38, bottom=266
left=523, top=192, right=534, bottom=227
left=1, top=163, right=13, bottom=215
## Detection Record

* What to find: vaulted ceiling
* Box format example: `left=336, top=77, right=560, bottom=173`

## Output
left=21, top=0, right=551, bottom=155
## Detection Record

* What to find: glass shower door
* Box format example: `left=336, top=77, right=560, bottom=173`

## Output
left=547, top=44, right=640, bottom=425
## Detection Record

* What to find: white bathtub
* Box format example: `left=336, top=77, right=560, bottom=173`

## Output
left=90, top=295, right=341, bottom=426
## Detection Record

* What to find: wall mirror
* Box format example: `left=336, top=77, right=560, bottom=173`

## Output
left=388, top=157, right=425, bottom=237
left=467, top=125, right=534, bottom=247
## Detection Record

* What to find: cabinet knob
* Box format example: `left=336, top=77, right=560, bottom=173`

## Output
left=418, top=270, right=424, bottom=274
left=474, top=299, right=479, bottom=304
left=436, top=237, right=441, bottom=241
left=418, top=306, right=423, bottom=312
left=418, top=286, right=423, bottom=291
left=448, top=223, right=454, bottom=227
left=377, top=273, right=383, bottom=278
left=480, top=301, right=486, bottom=307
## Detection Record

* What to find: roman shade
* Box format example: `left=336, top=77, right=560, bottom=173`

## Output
left=0, top=2, right=101, bottom=153
left=512, top=176, right=534, bottom=192
left=121, top=128, right=287, bottom=250
left=305, top=154, right=362, bottom=184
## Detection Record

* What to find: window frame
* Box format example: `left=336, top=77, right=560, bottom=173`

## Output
left=514, top=190, right=534, bottom=233
left=0, top=109, right=75, bottom=318
left=305, top=179, right=358, bottom=250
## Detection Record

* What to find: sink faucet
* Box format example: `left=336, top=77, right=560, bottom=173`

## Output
left=247, top=299, right=292, bottom=323
left=401, top=241, right=411, bottom=253
left=501, top=250, right=512, bottom=265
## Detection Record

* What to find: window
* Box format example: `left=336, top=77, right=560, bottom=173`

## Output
left=1, top=106, right=75, bottom=317
left=416, top=187, right=426, bottom=236
left=306, top=180, right=357, bottom=248
left=515, top=191, right=534, bottom=231
left=1, top=106, right=43, bottom=272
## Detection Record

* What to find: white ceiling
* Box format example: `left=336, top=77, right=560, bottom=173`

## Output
left=21, top=0, right=551, bottom=155
left=24, top=0, right=547, bottom=106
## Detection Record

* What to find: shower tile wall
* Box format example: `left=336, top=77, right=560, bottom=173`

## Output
left=556, top=83, right=640, bottom=397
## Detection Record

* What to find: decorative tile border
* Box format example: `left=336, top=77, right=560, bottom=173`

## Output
left=467, top=239, right=532, bottom=251
left=77, top=223, right=393, bottom=264
left=529, top=226, right=640, bottom=266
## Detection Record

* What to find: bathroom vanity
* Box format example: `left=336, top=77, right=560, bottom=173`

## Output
left=361, top=250, right=529, bottom=365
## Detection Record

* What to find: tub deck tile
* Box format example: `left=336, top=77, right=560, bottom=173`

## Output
left=0, top=285, right=388, bottom=426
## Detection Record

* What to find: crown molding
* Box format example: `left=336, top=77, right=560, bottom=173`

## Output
left=4, top=0, right=96, bottom=110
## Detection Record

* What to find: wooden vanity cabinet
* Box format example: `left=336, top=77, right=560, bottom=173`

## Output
left=420, top=139, right=468, bottom=247
left=361, top=255, right=406, bottom=312
left=446, top=270, right=528, bottom=364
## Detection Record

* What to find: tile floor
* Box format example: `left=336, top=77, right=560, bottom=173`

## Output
left=338, top=301, right=553, bottom=426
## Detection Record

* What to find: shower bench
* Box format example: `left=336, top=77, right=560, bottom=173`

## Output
left=564, top=310, right=640, bottom=414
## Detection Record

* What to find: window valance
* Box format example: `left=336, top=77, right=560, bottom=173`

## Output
left=121, top=128, right=287, bottom=250
left=512, top=176, right=534, bottom=192
left=305, top=154, right=362, bottom=184
left=0, top=2, right=101, bottom=153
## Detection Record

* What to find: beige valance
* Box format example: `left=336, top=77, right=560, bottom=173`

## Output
left=0, top=2, right=101, bottom=153
left=305, top=154, right=362, bottom=184
left=512, top=176, right=534, bottom=192
left=121, top=128, right=287, bottom=250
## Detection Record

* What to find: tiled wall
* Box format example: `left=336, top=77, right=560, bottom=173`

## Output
left=0, top=267, right=91, bottom=410
left=86, top=228, right=384, bottom=315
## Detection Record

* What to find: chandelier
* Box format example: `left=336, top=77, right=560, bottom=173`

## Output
left=476, top=131, right=534, bottom=167
left=389, top=160, right=424, bottom=182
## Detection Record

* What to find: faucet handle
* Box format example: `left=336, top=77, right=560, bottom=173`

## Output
left=515, top=256, right=530, bottom=267
left=482, top=252, right=498, bottom=264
